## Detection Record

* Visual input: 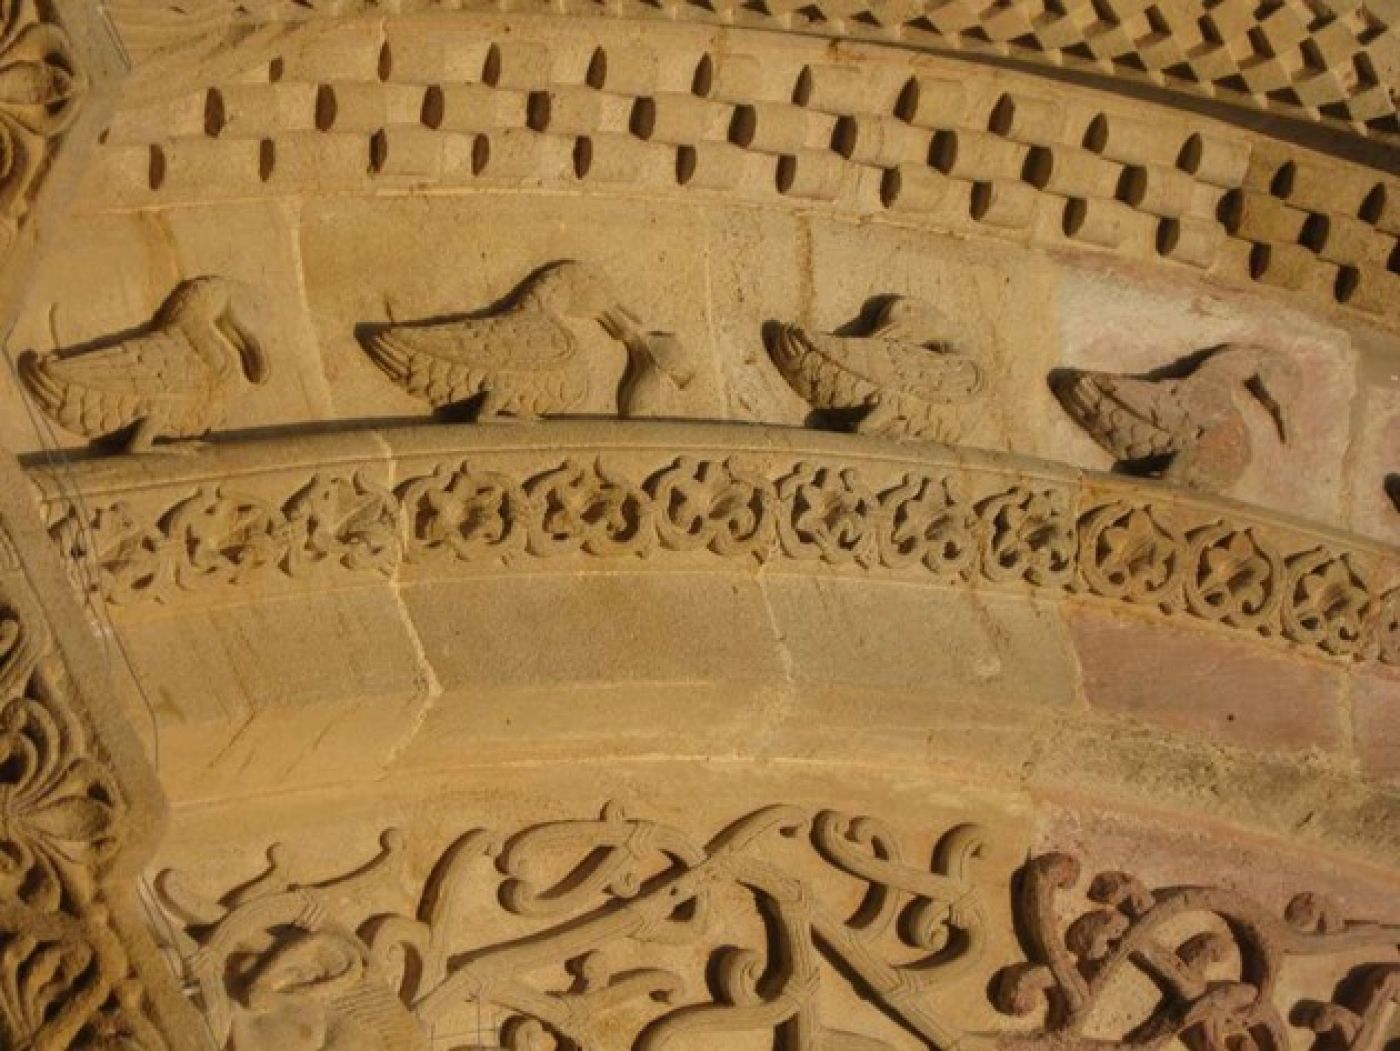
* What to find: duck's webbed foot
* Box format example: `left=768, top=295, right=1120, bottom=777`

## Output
left=855, top=396, right=912, bottom=441
left=121, top=415, right=210, bottom=455
left=473, top=386, right=540, bottom=424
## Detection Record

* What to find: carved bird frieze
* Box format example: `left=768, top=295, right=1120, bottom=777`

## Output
left=765, top=296, right=986, bottom=442
left=1050, top=344, right=1301, bottom=492
left=18, top=276, right=269, bottom=454
left=356, top=260, right=695, bottom=421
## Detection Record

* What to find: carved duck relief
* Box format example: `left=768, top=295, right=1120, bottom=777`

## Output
left=1050, top=344, right=1300, bottom=491
left=765, top=296, right=986, bottom=442
left=18, top=276, right=269, bottom=453
left=356, top=260, right=695, bottom=421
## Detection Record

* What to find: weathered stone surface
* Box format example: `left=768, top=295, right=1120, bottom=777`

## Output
left=0, top=3, right=1396, bottom=1047
left=1353, top=667, right=1400, bottom=785
left=1067, top=606, right=1347, bottom=752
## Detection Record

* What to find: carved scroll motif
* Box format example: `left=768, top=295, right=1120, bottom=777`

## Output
left=0, top=0, right=84, bottom=232
left=0, top=575, right=167, bottom=1046
left=992, top=854, right=1400, bottom=1051
left=155, top=811, right=1400, bottom=1051
left=155, top=804, right=989, bottom=1050
left=42, top=452, right=1400, bottom=665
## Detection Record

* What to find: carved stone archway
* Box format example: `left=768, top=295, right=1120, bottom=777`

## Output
left=0, top=2, right=1396, bottom=1049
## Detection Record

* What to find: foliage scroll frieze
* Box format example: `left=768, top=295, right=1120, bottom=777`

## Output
left=153, top=804, right=1400, bottom=1051
left=36, top=442, right=1400, bottom=665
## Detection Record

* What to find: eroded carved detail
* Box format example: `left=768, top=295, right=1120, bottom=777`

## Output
left=992, top=853, right=1400, bottom=1051
left=155, top=813, right=1400, bottom=1051
left=156, top=804, right=988, bottom=1050
left=1050, top=345, right=1300, bottom=492
left=42, top=452, right=1400, bottom=664
left=356, top=261, right=695, bottom=420
left=0, top=1, right=84, bottom=236
left=18, top=277, right=271, bottom=453
left=767, top=297, right=986, bottom=442
left=0, top=586, right=166, bottom=1046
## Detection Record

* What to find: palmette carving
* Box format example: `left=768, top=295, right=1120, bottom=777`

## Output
left=992, top=853, right=1400, bottom=1051
left=0, top=0, right=84, bottom=231
left=156, top=804, right=989, bottom=1051
left=19, top=277, right=270, bottom=453
left=767, top=297, right=986, bottom=442
left=42, top=450, right=1400, bottom=664
left=1050, top=346, right=1301, bottom=493
left=0, top=596, right=166, bottom=1046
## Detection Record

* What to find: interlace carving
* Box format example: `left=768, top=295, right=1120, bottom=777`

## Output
left=19, top=277, right=271, bottom=453
left=155, top=803, right=989, bottom=1050
left=992, top=853, right=1400, bottom=1051
left=0, top=593, right=165, bottom=1046
left=41, top=448, right=1400, bottom=664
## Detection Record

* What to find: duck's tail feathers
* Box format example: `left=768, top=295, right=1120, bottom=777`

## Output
left=18, top=350, right=67, bottom=419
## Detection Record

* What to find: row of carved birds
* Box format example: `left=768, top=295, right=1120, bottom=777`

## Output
left=14, top=263, right=1319, bottom=494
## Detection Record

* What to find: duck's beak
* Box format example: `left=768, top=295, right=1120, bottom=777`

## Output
left=220, top=309, right=269, bottom=385
left=1246, top=375, right=1287, bottom=443
left=641, top=332, right=696, bottom=388
left=600, top=308, right=695, bottom=388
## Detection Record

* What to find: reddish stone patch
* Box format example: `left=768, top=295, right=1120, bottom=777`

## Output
left=1067, top=607, right=1346, bottom=753
left=1353, top=667, right=1400, bottom=785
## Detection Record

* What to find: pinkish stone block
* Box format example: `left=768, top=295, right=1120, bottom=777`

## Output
left=1354, top=668, right=1400, bottom=785
left=1068, top=607, right=1346, bottom=752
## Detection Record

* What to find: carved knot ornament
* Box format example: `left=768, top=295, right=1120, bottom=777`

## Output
left=993, top=853, right=1400, bottom=1051
left=154, top=805, right=1400, bottom=1051
left=157, top=803, right=990, bottom=1050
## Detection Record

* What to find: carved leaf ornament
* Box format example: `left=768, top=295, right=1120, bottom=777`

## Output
left=155, top=806, right=1400, bottom=1051
left=159, top=804, right=991, bottom=1051
left=46, top=454, right=1400, bottom=665
left=0, top=604, right=166, bottom=1047
left=0, top=0, right=82, bottom=222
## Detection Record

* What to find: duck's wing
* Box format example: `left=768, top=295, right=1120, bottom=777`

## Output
left=363, top=313, right=576, bottom=374
left=819, top=335, right=984, bottom=403
left=33, top=329, right=213, bottom=400
left=1053, top=369, right=1193, bottom=461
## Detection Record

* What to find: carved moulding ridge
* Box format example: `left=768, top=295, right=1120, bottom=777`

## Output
left=152, top=803, right=1400, bottom=1051
left=92, top=21, right=1400, bottom=327
left=30, top=423, right=1400, bottom=666
left=105, top=0, right=1400, bottom=145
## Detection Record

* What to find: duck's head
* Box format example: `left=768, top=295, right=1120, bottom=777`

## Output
left=599, top=308, right=698, bottom=389
left=160, top=276, right=270, bottom=385
left=242, top=927, right=368, bottom=1012
left=524, top=260, right=624, bottom=319
left=1212, top=345, right=1300, bottom=443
